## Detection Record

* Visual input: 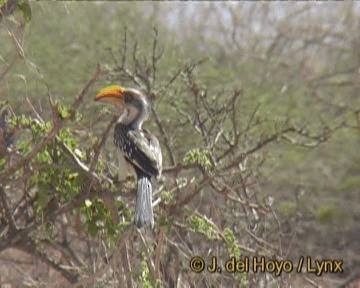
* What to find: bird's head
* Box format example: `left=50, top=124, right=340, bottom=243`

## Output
left=95, top=85, right=147, bottom=107
left=95, top=85, right=149, bottom=128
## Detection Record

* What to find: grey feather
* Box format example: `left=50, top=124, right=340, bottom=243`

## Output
left=135, top=173, right=154, bottom=229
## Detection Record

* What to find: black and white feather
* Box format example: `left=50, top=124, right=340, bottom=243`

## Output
left=113, top=88, right=162, bottom=228
left=114, top=124, right=162, bottom=178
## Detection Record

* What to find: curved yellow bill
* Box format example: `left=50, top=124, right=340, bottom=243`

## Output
left=95, top=85, right=125, bottom=107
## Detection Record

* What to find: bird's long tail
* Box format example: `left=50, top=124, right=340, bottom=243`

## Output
left=135, top=170, right=154, bottom=229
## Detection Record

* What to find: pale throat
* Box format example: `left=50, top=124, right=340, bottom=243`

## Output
left=119, top=103, right=149, bottom=130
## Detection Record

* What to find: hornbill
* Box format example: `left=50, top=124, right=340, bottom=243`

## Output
left=95, top=85, right=162, bottom=228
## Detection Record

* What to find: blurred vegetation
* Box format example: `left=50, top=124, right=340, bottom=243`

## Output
left=0, top=2, right=359, bottom=287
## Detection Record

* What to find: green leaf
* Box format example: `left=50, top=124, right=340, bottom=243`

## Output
left=160, top=190, right=174, bottom=205
left=139, top=253, right=153, bottom=287
left=17, top=0, right=31, bottom=23
left=183, top=148, right=213, bottom=171
left=186, top=215, right=214, bottom=239
left=223, top=227, right=241, bottom=258
left=57, top=104, right=70, bottom=119
left=0, top=157, right=6, bottom=170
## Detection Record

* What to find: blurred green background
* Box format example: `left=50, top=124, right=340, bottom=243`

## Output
left=1, top=2, right=359, bottom=286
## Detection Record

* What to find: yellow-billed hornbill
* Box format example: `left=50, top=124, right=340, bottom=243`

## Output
left=95, top=85, right=162, bottom=228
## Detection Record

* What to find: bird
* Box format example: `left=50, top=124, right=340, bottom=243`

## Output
left=95, top=85, right=162, bottom=229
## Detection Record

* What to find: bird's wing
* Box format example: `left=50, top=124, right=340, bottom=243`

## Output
left=141, top=129, right=162, bottom=177
left=128, top=129, right=162, bottom=176
left=114, top=124, right=162, bottom=177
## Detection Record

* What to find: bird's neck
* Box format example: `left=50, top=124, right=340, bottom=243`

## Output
left=120, top=99, right=149, bottom=130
